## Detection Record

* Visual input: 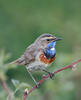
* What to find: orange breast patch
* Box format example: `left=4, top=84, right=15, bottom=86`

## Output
left=40, top=53, right=56, bottom=64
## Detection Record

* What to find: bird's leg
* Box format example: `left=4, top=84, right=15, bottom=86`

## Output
left=42, top=69, right=55, bottom=79
left=27, top=70, right=40, bottom=88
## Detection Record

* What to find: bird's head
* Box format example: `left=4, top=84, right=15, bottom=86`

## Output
left=35, top=33, right=62, bottom=48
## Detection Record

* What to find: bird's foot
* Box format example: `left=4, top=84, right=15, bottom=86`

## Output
left=49, top=72, right=55, bottom=80
left=35, top=82, right=40, bottom=88
left=42, top=69, right=55, bottom=80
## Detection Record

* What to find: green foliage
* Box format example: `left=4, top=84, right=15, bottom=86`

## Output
left=0, top=0, right=81, bottom=100
left=0, top=50, right=11, bottom=81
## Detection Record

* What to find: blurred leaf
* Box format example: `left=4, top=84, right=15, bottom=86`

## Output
left=11, top=79, right=30, bottom=95
left=11, top=79, right=20, bottom=88
left=0, top=50, right=17, bottom=81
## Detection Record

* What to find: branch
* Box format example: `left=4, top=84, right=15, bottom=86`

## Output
left=0, top=80, right=14, bottom=100
left=23, top=59, right=81, bottom=100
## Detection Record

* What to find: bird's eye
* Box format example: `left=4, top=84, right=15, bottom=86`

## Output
left=46, top=39, right=50, bottom=41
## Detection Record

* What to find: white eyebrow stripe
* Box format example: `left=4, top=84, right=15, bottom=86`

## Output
left=41, top=37, right=55, bottom=40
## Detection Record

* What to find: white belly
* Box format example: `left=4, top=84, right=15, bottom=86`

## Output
left=27, top=60, right=48, bottom=71
left=26, top=52, right=48, bottom=71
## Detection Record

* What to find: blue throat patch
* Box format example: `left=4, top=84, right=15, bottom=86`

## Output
left=45, top=41, right=56, bottom=59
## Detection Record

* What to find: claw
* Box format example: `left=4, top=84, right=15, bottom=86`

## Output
left=42, top=69, right=55, bottom=80
left=35, top=82, right=40, bottom=88
left=49, top=72, right=55, bottom=79
left=42, top=74, right=47, bottom=78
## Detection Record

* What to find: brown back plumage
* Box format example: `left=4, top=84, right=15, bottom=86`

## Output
left=11, top=43, right=37, bottom=65
left=11, top=33, right=55, bottom=66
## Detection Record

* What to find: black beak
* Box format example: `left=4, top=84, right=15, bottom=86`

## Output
left=55, top=38, right=62, bottom=41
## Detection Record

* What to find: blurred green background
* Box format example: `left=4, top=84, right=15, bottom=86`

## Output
left=0, top=0, right=81, bottom=100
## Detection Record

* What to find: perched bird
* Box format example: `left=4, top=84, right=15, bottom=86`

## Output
left=11, top=33, right=62, bottom=87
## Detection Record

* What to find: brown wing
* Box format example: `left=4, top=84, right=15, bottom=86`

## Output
left=11, top=43, right=37, bottom=65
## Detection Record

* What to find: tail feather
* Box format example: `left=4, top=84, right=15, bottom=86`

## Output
left=10, top=59, right=22, bottom=65
left=10, top=56, right=25, bottom=65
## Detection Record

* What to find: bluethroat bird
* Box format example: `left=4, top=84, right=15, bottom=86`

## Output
left=11, top=33, right=62, bottom=87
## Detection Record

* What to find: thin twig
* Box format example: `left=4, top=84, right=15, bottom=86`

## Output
left=0, top=80, right=14, bottom=100
left=23, top=59, right=81, bottom=100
